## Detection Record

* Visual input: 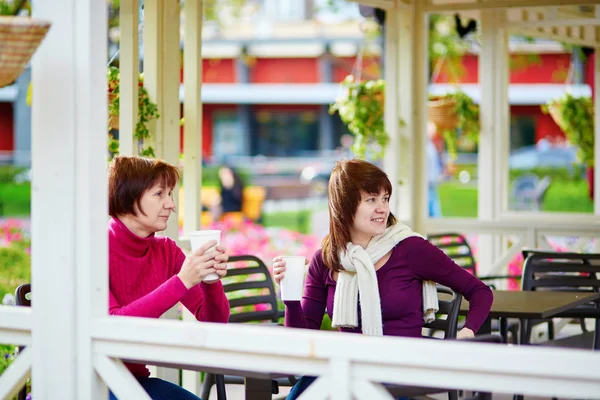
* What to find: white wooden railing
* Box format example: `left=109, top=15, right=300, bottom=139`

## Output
left=2, top=218, right=600, bottom=399
left=2, top=308, right=600, bottom=399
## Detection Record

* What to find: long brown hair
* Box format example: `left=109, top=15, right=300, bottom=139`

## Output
left=321, top=159, right=396, bottom=272
left=108, top=155, right=180, bottom=218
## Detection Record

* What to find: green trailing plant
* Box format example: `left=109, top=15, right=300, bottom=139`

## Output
left=430, top=90, right=480, bottom=158
left=107, top=66, right=160, bottom=158
left=329, top=75, right=387, bottom=160
left=542, top=93, right=594, bottom=167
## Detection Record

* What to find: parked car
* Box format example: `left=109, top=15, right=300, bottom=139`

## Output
left=508, top=146, right=583, bottom=172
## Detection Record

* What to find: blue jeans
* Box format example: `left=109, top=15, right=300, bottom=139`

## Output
left=109, top=377, right=201, bottom=400
left=428, top=184, right=442, bottom=218
left=287, top=376, right=409, bottom=400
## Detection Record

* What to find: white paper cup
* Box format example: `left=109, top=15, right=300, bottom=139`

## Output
left=189, top=230, right=221, bottom=283
left=280, top=256, right=306, bottom=301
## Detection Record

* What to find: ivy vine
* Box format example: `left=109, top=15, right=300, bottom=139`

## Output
left=329, top=75, right=387, bottom=160
left=107, top=66, right=160, bottom=158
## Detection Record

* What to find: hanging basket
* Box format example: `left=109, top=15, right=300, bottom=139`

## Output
left=0, top=16, right=51, bottom=89
left=427, top=97, right=459, bottom=131
left=108, top=92, right=119, bottom=130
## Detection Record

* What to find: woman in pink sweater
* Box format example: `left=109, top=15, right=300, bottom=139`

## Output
left=108, top=155, right=230, bottom=400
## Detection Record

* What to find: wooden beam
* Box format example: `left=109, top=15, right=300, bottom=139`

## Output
left=118, top=0, right=139, bottom=156
left=424, top=0, right=600, bottom=13
left=183, top=0, right=204, bottom=235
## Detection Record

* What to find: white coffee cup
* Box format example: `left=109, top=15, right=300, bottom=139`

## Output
left=189, top=230, right=221, bottom=283
left=280, top=256, right=306, bottom=301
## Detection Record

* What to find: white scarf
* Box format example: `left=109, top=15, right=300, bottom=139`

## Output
left=331, top=223, right=439, bottom=336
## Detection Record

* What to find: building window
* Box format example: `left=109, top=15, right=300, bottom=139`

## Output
left=250, top=109, right=318, bottom=156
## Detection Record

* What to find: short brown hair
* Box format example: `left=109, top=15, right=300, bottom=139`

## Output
left=108, top=155, right=180, bottom=218
left=321, top=159, right=396, bottom=272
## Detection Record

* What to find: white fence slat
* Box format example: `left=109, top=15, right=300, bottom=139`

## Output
left=94, top=355, right=151, bottom=400
left=0, top=346, right=31, bottom=400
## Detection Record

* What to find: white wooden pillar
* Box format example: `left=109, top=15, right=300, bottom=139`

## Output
left=383, top=2, right=426, bottom=227
left=160, top=0, right=182, bottom=241
left=183, top=0, right=204, bottom=237
left=408, top=2, right=429, bottom=232
left=142, top=0, right=163, bottom=157
left=382, top=4, right=400, bottom=217
left=142, top=0, right=181, bottom=385
left=118, top=0, right=139, bottom=156
left=31, top=0, right=108, bottom=399
left=477, top=10, right=509, bottom=277
left=181, top=0, right=204, bottom=394
left=594, top=48, right=600, bottom=216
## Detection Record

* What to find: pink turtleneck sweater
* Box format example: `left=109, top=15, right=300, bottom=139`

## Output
left=108, top=217, right=230, bottom=377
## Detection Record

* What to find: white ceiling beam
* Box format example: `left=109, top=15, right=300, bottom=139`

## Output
left=424, top=0, right=600, bottom=13
left=507, top=17, right=600, bottom=27
left=513, top=26, right=600, bottom=47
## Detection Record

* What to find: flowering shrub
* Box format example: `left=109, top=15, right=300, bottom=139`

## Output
left=203, top=215, right=321, bottom=270
left=178, top=216, right=320, bottom=317
left=0, top=219, right=31, bottom=299
left=0, top=219, right=31, bottom=398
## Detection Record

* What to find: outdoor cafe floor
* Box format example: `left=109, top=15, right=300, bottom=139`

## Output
left=203, top=322, right=589, bottom=400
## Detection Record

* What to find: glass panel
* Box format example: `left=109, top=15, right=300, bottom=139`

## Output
left=508, top=111, right=592, bottom=213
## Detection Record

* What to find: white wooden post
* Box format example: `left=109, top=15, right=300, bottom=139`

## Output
left=181, top=1, right=205, bottom=394
left=183, top=0, right=204, bottom=237
left=142, top=0, right=181, bottom=385
left=118, top=0, right=139, bottom=156
left=382, top=4, right=400, bottom=217
left=477, top=10, right=509, bottom=278
left=31, top=0, right=108, bottom=398
left=409, top=1, right=429, bottom=232
left=142, top=0, right=163, bottom=157
left=159, top=0, right=182, bottom=241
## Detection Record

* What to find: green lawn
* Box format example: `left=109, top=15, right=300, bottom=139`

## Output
left=0, top=183, right=30, bottom=217
left=0, top=179, right=592, bottom=228
left=438, top=180, right=593, bottom=218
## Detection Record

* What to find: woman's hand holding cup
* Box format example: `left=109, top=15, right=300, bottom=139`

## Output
left=272, top=256, right=309, bottom=301
left=178, top=240, right=229, bottom=288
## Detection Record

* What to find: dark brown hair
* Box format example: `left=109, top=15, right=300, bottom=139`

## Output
left=321, top=159, right=396, bottom=272
left=108, top=155, right=180, bottom=218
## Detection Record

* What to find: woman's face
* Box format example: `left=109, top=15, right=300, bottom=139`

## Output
left=349, top=190, right=390, bottom=247
left=131, top=183, right=176, bottom=237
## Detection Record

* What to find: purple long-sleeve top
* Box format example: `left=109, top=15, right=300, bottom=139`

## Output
left=284, top=236, right=493, bottom=337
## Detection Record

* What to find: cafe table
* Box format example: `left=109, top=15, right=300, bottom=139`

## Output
left=460, top=290, right=600, bottom=344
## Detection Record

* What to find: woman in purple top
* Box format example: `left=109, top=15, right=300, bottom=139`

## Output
left=273, top=159, right=493, bottom=399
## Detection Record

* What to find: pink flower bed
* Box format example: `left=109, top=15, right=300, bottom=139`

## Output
left=203, top=215, right=321, bottom=270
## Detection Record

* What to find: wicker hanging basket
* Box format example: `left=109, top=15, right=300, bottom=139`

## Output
left=427, top=97, right=459, bottom=131
left=0, top=16, right=51, bottom=89
left=108, top=92, right=119, bottom=130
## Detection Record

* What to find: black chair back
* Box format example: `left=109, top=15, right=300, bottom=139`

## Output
left=424, top=284, right=462, bottom=339
left=223, top=255, right=282, bottom=324
left=15, top=283, right=31, bottom=307
left=521, top=249, right=600, bottom=319
left=427, top=233, right=477, bottom=276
